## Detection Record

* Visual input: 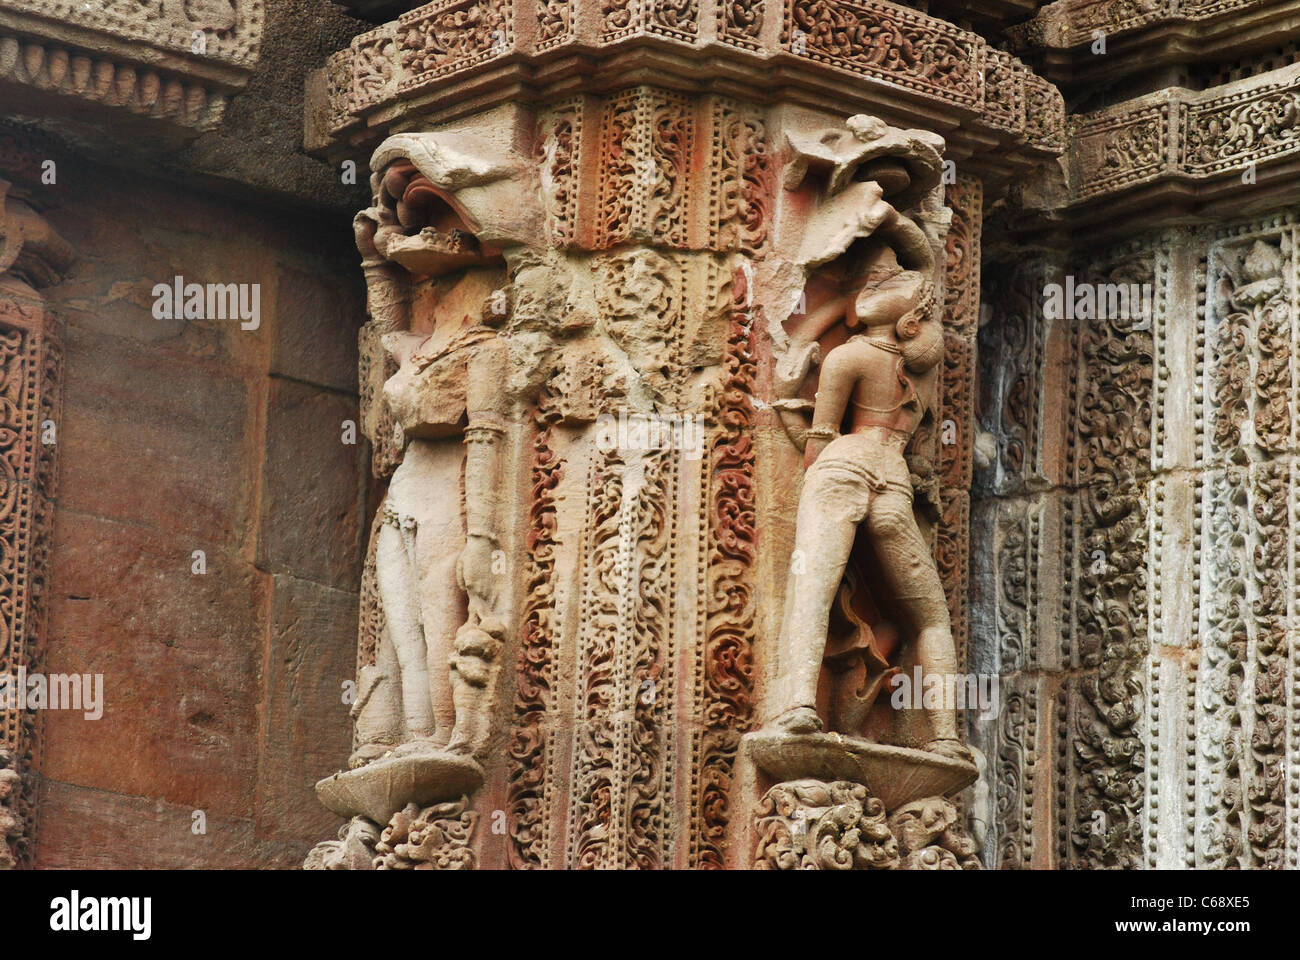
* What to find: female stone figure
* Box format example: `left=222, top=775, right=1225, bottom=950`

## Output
left=766, top=263, right=970, bottom=763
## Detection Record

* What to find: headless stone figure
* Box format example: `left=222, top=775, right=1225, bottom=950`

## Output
left=768, top=268, right=970, bottom=763
left=356, top=337, right=508, bottom=766
left=367, top=439, right=464, bottom=760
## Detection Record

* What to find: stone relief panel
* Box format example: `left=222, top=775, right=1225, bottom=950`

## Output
left=973, top=239, right=1162, bottom=868
left=738, top=111, right=993, bottom=870
left=1195, top=218, right=1299, bottom=869
left=972, top=210, right=1300, bottom=870
left=1068, top=63, right=1300, bottom=203
left=307, top=98, right=996, bottom=871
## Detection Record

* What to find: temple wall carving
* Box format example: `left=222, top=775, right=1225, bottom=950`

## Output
left=973, top=209, right=1300, bottom=869
left=305, top=0, right=1039, bottom=859
left=0, top=0, right=264, bottom=135
left=0, top=180, right=67, bottom=870
left=8, top=0, right=1300, bottom=875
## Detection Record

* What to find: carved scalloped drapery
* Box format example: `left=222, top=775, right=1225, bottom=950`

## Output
left=0, top=0, right=264, bottom=134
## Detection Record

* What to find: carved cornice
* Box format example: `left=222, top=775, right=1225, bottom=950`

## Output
left=1068, top=62, right=1300, bottom=204
left=1018, top=0, right=1276, bottom=49
left=310, top=0, right=1064, bottom=174
left=1010, top=0, right=1300, bottom=86
left=0, top=0, right=264, bottom=135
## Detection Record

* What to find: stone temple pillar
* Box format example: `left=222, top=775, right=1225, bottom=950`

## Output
left=303, top=0, right=1064, bottom=870
left=0, top=164, right=72, bottom=870
left=975, top=0, right=1300, bottom=870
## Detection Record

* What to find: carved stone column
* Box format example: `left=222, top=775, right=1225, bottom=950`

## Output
left=304, top=0, right=1062, bottom=870
left=0, top=171, right=72, bottom=870
left=976, top=0, right=1300, bottom=870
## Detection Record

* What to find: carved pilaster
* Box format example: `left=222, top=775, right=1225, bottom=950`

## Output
left=0, top=172, right=71, bottom=870
left=307, top=0, right=1063, bottom=872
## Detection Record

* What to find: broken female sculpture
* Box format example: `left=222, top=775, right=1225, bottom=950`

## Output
left=751, top=116, right=975, bottom=797
left=314, top=137, right=527, bottom=826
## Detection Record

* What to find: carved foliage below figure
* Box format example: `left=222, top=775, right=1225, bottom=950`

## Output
left=754, top=780, right=899, bottom=870
left=303, top=817, right=380, bottom=870
left=375, top=798, right=478, bottom=869
left=889, top=796, right=982, bottom=869
left=754, top=781, right=980, bottom=870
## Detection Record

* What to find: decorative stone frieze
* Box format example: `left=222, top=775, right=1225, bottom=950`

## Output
left=1067, top=63, right=1300, bottom=207
left=311, top=0, right=1064, bottom=179
left=1012, top=0, right=1299, bottom=87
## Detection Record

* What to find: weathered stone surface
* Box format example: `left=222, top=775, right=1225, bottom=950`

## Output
left=9, top=0, right=1300, bottom=877
left=33, top=779, right=309, bottom=870
left=270, top=266, right=363, bottom=393
left=0, top=135, right=367, bottom=869
left=57, top=325, right=256, bottom=546
left=257, top=377, right=365, bottom=591
left=259, top=574, right=358, bottom=844
left=42, top=513, right=268, bottom=814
